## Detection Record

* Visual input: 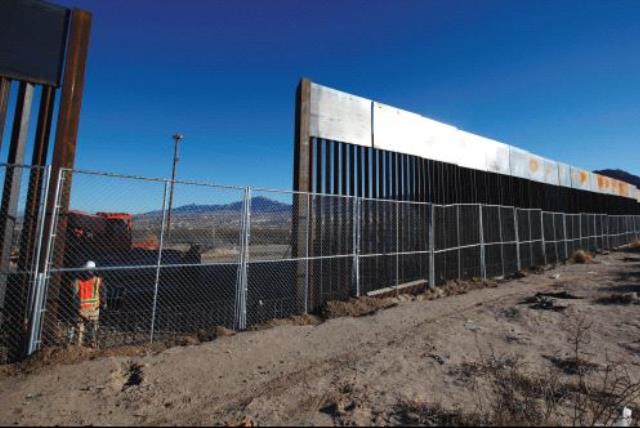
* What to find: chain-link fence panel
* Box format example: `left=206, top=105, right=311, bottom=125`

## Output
left=246, top=190, right=307, bottom=326
left=153, top=181, right=244, bottom=341
left=501, top=207, right=518, bottom=275
left=0, top=164, right=51, bottom=362
left=397, top=200, right=430, bottom=288
left=433, top=205, right=460, bottom=283
left=458, top=204, right=482, bottom=279
left=307, top=194, right=355, bottom=310
left=359, top=198, right=399, bottom=295
left=43, top=169, right=166, bottom=348
left=482, top=205, right=503, bottom=278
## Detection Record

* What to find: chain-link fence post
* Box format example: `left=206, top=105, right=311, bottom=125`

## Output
left=353, top=197, right=361, bottom=297
left=149, top=180, right=169, bottom=343
left=395, top=201, right=400, bottom=294
left=34, top=168, right=67, bottom=352
left=428, top=203, right=435, bottom=289
left=578, top=213, right=583, bottom=250
left=233, top=187, right=251, bottom=331
left=552, top=213, right=559, bottom=263
left=513, top=207, right=521, bottom=271
left=479, top=204, right=486, bottom=279
left=456, top=204, right=461, bottom=279
left=540, top=211, right=547, bottom=265
left=528, top=210, right=533, bottom=267
left=304, top=193, right=310, bottom=313
left=26, top=165, right=52, bottom=355
left=498, top=205, right=505, bottom=277
left=563, top=213, right=568, bottom=260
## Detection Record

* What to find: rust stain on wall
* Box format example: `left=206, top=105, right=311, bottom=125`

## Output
left=579, top=171, right=588, bottom=184
left=597, top=174, right=609, bottom=190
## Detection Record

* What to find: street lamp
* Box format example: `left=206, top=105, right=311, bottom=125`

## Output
left=167, top=132, right=183, bottom=234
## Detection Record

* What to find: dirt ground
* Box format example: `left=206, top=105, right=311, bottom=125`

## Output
left=1, top=249, right=639, bottom=426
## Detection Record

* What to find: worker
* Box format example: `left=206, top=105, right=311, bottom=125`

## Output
left=73, top=261, right=105, bottom=347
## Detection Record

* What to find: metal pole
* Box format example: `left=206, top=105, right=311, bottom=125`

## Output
left=395, top=201, right=399, bottom=294
left=528, top=211, right=533, bottom=267
left=498, top=206, right=505, bottom=277
left=303, top=193, right=310, bottom=313
left=553, top=213, right=558, bottom=263
left=150, top=180, right=170, bottom=343
left=541, top=211, right=546, bottom=265
left=428, top=204, right=435, bottom=289
left=563, top=213, right=568, bottom=260
left=456, top=205, right=461, bottom=279
left=166, top=132, right=183, bottom=235
left=26, top=165, right=52, bottom=355
left=234, top=187, right=251, bottom=331
left=353, top=197, right=361, bottom=297
left=578, top=214, right=582, bottom=249
left=514, top=208, right=521, bottom=271
left=36, top=169, right=66, bottom=350
left=479, top=205, right=486, bottom=279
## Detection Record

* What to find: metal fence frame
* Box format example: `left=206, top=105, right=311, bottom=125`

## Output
left=1, top=165, right=639, bottom=359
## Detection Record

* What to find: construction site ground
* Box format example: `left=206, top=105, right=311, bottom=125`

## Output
left=1, top=249, right=639, bottom=426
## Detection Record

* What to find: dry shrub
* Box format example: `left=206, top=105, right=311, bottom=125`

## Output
left=320, top=296, right=397, bottom=319
left=569, top=249, right=594, bottom=264
left=437, top=314, right=640, bottom=426
left=250, top=313, right=322, bottom=330
left=628, top=240, right=640, bottom=251
left=392, top=400, right=486, bottom=426
left=595, top=293, right=639, bottom=305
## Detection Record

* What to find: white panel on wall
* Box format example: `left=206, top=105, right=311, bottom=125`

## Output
left=485, top=140, right=511, bottom=175
left=307, top=81, right=638, bottom=199
left=527, top=153, right=546, bottom=183
left=570, top=167, right=591, bottom=191
left=456, top=130, right=489, bottom=171
left=372, top=102, right=460, bottom=165
left=509, top=146, right=531, bottom=179
left=557, top=163, right=572, bottom=188
left=309, top=83, right=372, bottom=147
left=541, top=158, right=559, bottom=186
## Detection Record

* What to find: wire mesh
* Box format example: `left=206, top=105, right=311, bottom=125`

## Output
left=0, top=165, right=50, bottom=362
left=0, top=164, right=637, bottom=359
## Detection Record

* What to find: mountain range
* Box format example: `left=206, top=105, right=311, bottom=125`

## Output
left=594, top=169, right=640, bottom=189
left=138, top=196, right=292, bottom=218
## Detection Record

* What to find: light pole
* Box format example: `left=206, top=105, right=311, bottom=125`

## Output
left=167, top=132, right=183, bottom=234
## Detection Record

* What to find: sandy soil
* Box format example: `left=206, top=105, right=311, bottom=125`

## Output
left=1, top=250, right=639, bottom=426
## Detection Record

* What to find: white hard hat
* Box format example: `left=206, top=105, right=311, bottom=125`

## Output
left=84, top=261, right=96, bottom=269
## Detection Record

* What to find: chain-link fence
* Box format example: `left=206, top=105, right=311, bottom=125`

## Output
left=0, top=164, right=51, bottom=362
left=1, top=165, right=640, bottom=360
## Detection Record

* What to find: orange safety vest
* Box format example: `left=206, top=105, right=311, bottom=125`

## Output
left=75, top=277, right=102, bottom=311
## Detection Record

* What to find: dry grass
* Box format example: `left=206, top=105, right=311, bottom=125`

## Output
left=628, top=240, right=640, bottom=251
left=320, top=296, right=397, bottom=319
left=569, top=249, right=595, bottom=264
left=434, top=313, right=640, bottom=426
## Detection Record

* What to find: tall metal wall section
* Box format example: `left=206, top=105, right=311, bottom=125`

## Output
left=292, top=79, right=640, bottom=309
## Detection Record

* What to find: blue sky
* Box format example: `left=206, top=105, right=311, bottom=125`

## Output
left=8, top=0, right=640, bottom=193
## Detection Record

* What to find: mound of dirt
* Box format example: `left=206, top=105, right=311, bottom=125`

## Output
left=569, top=249, right=594, bottom=264
left=13, top=343, right=166, bottom=375
left=321, top=297, right=397, bottom=319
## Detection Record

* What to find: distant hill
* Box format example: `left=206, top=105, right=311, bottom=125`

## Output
left=594, top=169, right=640, bottom=188
left=138, top=196, right=291, bottom=219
